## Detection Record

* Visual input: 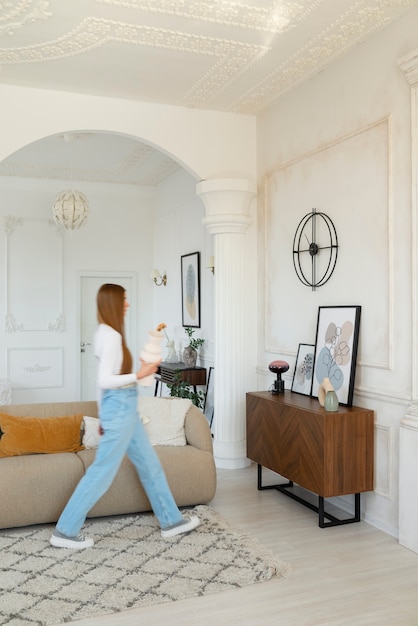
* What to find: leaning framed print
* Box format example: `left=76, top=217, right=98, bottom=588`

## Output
left=181, top=251, right=201, bottom=327
left=291, top=343, right=315, bottom=396
left=311, top=305, right=361, bottom=407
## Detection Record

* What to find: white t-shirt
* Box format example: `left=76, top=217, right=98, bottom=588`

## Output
left=94, top=323, right=136, bottom=407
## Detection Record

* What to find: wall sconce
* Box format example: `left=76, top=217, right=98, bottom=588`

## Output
left=207, top=256, right=215, bottom=274
left=151, top=269, right=167, bottom=286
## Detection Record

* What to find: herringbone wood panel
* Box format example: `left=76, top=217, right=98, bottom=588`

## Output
left=246, top=391, right=374, bottom=497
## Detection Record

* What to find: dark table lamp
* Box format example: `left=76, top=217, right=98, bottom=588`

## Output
left=269, top=360, right=289, bottom=394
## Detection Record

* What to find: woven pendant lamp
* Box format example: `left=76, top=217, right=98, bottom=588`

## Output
left=52, top=190, right=89, bottom=230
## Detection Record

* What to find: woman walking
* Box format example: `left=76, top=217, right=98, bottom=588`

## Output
left=50, top=283, right=199, bottom=549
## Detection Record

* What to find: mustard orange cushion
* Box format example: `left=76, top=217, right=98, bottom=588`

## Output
left=0, top=413, right=84, bottom=457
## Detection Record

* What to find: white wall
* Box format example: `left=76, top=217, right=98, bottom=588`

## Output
left=0, top=85, right=256, bottom=182
left=0, top=83, right=257, bottom=410
left=152, top=168, right=214, bottom=370
left=0, top=176, right=155, bottom=403
left=0, top=168, right=217, bottom=406
left=256, top=6, right=418, bottom=537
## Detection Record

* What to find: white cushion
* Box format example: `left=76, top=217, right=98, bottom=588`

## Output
left=82, top=415, right=101, bottom=448
left=138, top=397, right=191, bottom=446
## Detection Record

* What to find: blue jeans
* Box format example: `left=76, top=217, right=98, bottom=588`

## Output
left=56, top=386, right=183, bottom=536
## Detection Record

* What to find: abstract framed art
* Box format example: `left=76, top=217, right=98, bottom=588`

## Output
left=291, top=343, right=315, bottom=396
left=311, top=305, right=361, bottom=407
left=181, top=251, right=201, bottom=328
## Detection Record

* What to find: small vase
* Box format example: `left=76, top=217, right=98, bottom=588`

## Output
left=165, top=340, right=178, bottom=363
left=318, top=377, right=335, bottom=406
left=139, top=330, right=163, bottom=386
left=183, top=346, right=197, bottom=367
left=324, top=390, right=339, bottom=412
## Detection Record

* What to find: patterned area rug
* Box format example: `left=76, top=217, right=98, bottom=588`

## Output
left=0, top=505, right=289, bottom=625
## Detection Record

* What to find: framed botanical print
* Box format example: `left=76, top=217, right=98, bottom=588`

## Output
left=311, top=305, right=361, bottom=407
left=291, top=343, right=315, bottom=396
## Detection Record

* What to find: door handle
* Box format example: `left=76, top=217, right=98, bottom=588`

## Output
left=80, top=342, right=92, bottom=353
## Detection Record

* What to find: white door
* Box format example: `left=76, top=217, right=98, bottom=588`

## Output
left=79, top=273, right=137, bottom=401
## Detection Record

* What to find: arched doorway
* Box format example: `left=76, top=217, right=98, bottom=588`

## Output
left=0, top=129, right=211, bottom=404
left=0, top=90, right=257, bottom=467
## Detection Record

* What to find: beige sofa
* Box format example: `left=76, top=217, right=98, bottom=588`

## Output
left=0, top=399, right=216, bottom=530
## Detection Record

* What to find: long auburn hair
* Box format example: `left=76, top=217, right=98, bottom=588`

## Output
left=97, top=284, right=133, bottom=375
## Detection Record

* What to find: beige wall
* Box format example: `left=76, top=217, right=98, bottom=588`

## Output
left=256, top=6, right=418, bottom=537
left=0, top=84, right=257, bottom=410
left=0, top=84, right=256, bottom=181
left=0, top=177, right=154, bottom=403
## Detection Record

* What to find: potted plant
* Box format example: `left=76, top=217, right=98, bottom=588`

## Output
left=166, top=370, right=205, bottom=409
left=182, top=326, right=205, bottom=367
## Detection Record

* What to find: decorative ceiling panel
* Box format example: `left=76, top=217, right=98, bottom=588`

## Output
left=0, top=0, right=417, bottom=185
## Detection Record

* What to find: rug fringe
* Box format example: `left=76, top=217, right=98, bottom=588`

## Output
left=193, top=504, right=292, bottom=578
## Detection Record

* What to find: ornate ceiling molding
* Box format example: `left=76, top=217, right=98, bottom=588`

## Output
left=398, top=47, right=418, bottom=86
left=0, top=145, right=180, bottom=185
left=115, top=144, right=154, bottom=175
left=0, top=1, right=417, bottom=114
left=95, top=0, right=327, bottom=33
left=0, top=0, right=51, bottom=36
left=0, top=16, right=269, bottom=110
left=0, top=17, right=268, bottom=64
left=231, top=0, right=418, bottom=112
left=139, top=159, right=181, bottom=185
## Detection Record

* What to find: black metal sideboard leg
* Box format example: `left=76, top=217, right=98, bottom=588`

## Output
left=257, top=463, right=262, bottom=490
left=258, top=465, right=362, bottom=528
left=354, top=492, right=361, bottom=522
left=257, top=464, right=293, bottom=491
left=318, top=493, right=361, bottom=528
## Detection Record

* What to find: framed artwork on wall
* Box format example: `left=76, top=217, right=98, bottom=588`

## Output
left=311, top=305, right=361, bottom=407
left=181, top=251, right=201, bottom=328
left=291, top=343, right=315, bottom=396
left=203, top=366, right=214, bottom=429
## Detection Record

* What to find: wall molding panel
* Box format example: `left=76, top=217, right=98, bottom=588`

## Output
left=264, top=117, right=392, bottom=372
left=3, top=216, right=64, bottom=333
left=7, top=348, right=64, bottom=390
left=373, top=424, right=392, bottom=499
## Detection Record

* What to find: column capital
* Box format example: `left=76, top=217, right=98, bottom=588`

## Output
left=398, top=47, right=418, bottom=86
left=197, top=178, right=256, bottom=235
left=402, top=403, right=418, bottom=431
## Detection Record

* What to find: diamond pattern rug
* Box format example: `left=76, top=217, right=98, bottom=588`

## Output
left=0, top=505, right=289, bottom=625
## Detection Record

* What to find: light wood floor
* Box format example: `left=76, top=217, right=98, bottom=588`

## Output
left=72, top=464, right=418, bottom=626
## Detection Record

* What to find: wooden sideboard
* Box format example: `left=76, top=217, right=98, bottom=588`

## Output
left=246, top=391, right=374, bottom=527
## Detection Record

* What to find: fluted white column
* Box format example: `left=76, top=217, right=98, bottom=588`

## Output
left=399, top=407, right=418, bottom=553
left=398, top=47, right=418, bottom=551
left=197, top=178, right=256, bottom=469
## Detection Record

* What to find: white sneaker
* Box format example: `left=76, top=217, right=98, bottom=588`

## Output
left=50, top=529, right=94, bottom=550
left=161, top=515, right=200, bottom=539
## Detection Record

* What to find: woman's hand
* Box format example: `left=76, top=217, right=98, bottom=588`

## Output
left=136, top=358, right=161, bottom=380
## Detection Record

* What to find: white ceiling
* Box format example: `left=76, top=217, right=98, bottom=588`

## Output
left=1, top=0, right=417, bottom=186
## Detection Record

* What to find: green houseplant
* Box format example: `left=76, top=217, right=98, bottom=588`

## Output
left=166, top=370, right=205, bottom=409
left=182, top=326, right=205, bottom=367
